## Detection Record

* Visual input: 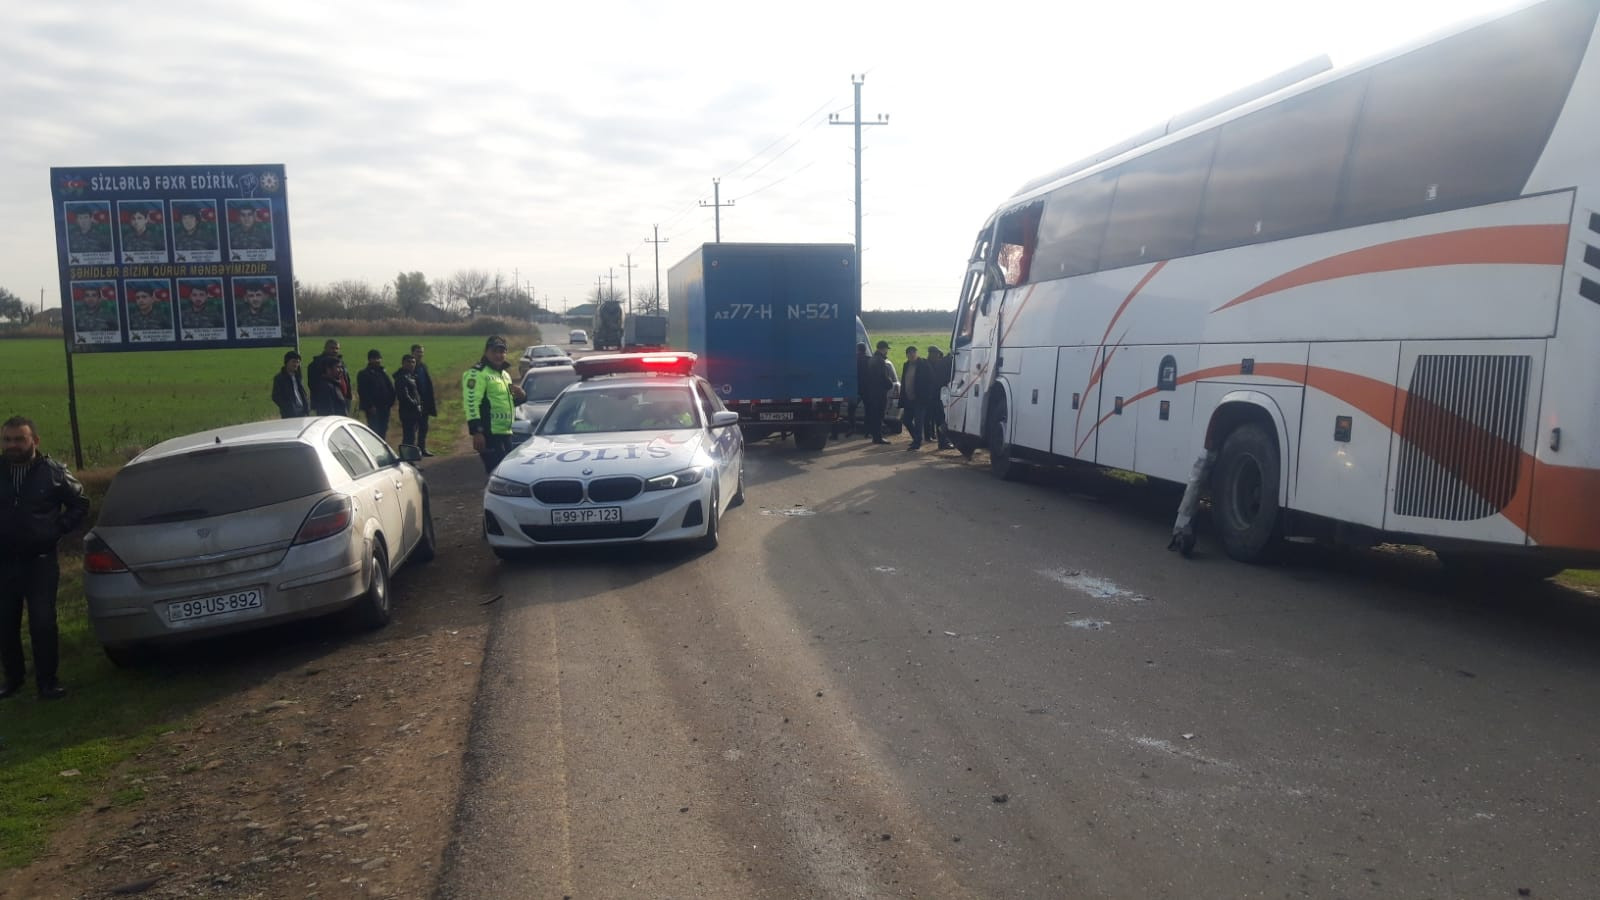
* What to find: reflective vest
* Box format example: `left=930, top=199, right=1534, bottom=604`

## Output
left=462, top=362, right=514, bottom=436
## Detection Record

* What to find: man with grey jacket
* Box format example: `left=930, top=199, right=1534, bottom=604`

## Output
left=1, top=417, right=89, bottom=700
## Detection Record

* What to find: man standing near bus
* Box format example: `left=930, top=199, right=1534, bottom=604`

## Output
left=925, top=346, right=954, bottom=450
left=864, top=340, right=896, bottom=445
left=900, top=345, right=933, bottom=451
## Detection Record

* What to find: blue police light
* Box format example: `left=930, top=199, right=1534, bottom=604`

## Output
left=573, top=352, right=697, bottom=380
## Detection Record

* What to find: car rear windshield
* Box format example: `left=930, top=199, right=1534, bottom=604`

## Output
left=99, top=444, right=330, bottom=526
left=531, top=346, right=563, bottom=357
left=524, top=369, right=579, bottom=401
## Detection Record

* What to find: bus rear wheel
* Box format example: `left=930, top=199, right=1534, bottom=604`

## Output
left=1212, top=423, right=1282, bottom=562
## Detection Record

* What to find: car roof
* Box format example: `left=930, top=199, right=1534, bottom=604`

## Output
left=523, top=364, right=577, bottom=375
left=132, top=416, right=348, bottom=465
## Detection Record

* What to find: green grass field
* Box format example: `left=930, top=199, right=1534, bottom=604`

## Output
left=866, top=332, right=951, bottom=355
left=1, top=334, right=537, bottom=469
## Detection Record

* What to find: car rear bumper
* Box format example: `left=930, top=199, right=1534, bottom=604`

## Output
left=86, top=537, right=370, bottom=648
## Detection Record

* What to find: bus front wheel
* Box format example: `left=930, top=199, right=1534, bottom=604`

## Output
left=987, top=395, right=1022, bottom=481
left=1212, top=423, right=1282, bottom=563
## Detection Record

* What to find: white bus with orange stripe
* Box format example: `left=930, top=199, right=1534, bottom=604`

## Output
left=944, top=0, right=1600, bottom=574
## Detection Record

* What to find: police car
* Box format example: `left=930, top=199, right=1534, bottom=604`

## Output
left=483, top=352, right=744, bottom=558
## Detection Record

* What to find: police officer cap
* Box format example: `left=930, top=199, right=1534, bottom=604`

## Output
left=485, top=335, right=508, bottom=350
left=875, top=340, right=890, bottom=350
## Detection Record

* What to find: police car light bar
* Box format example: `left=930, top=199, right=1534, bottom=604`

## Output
left=573, top=352, right=697, bottom=380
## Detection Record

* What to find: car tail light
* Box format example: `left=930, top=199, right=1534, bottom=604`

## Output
left=83, top=534, right=129, bottom=574
left=294, top=495, right=353, bottom=545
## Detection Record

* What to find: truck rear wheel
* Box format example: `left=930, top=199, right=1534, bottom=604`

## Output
left=1211, top=423, right=1282, bottom=562
left=794, top=427, right=828, bottom=451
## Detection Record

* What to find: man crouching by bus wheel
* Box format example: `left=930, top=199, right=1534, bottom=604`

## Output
left=463, top=335, right=526, bottom=473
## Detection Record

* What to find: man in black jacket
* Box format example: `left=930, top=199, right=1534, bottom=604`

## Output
left=356, top=349, right=397, bottom=440
left=271, top=350, right=309, bottom=418
left=899, top=345, right=933, bottom=451
left=410, top=343, right=438, bottom=456
left=863, top=341, right=897, bottom=445
left=395, top=354, right=426, bottom=449
left=1, top=417, right=89, bottom=700
left=306, top=339, right=350, bottom=415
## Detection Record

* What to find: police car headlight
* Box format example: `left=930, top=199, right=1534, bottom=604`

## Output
left=644, top=467, right=705, bottom=491
left=487, top=476, right=532, bottom=497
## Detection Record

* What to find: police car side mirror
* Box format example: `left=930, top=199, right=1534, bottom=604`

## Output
left=711, top=411, right=740, bottom=428
left=396, top=444, right=422, bottom=463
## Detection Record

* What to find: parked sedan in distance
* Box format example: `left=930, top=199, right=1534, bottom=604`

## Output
left=569, top=329, right=588, bottom=345
left=511, top=364, right=580, bottom=446
left=83, top=417, right=435, bottom=665
left=521, top=344, right=574, bottom=369
left=484, top=352, right=744, bottom=558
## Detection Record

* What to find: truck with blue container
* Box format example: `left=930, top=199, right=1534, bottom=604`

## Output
left=667, top=243, right=858, bottom=451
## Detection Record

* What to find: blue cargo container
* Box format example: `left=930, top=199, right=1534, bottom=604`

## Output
left=668, top=243, right=858, bottom=450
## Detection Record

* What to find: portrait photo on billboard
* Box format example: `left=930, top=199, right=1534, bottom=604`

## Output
left=116, top=199, right=169, bottom=264
left=62, top=200, right=114, bottom=265
left=69, top=280, right=123, bottom=345
left=224, top=198, right=275, bottom=261
left=170, top=199, right=221, bottom=263
left=232, top=276, right=281, bottom=339
left=124, top=278, right=175, bottom=343
left=176, top=277, right=227, bottom=342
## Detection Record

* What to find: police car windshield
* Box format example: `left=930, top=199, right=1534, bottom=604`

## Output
left=538, top=385, right=698, bottom=435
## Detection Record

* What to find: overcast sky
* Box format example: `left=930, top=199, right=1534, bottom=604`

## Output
left=1, top=0, right=1519, bottom=312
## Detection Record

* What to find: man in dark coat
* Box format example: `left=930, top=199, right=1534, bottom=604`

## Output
left=306, top=339, right=350, bottom=415
left=410, top=343, right=438, bottom=456
left=1, top=417, right=89, bottom=700
left=395, top=354, right=426, bottom=449
left=863, top=340, right=897, bottom=445
left=356, top=349, right=397, bottom=440
left=834, top=343, right=871, bottom=440
left=899, top=345, right=933, bottom=451
left=925, top=346, right=954, bottom=450
left=272, top=350, right=309, bottom=418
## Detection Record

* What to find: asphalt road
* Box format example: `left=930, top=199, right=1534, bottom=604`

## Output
left=438, top=435, right=1600, bottom=899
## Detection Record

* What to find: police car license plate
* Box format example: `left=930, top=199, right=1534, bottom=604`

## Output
left=552, top=507, right=621, bottom=525
left=167, top=588, right=263, bottom=623
left=758, top=411, right=794, bottom=421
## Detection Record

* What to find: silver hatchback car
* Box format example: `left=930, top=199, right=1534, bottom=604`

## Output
left=83, top=417, right=435, bottom=665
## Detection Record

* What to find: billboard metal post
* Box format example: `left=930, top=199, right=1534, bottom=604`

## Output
left=60, top=332, right=84, bottom=471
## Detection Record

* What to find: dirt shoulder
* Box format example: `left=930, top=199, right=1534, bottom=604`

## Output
left=0, top=448, right=497, bottom=900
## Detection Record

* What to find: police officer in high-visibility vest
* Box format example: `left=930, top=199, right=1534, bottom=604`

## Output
left=463, top=335, right=525, bottom=473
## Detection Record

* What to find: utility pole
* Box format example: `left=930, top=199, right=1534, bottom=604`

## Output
left=699, top=177, right=734, bottom=243
left=829, top=74, right=889, bottom=311
left=596, top=275, right=604, bottom=305
left=620, top=254, right=638, bottom=316
left=645, top=225, right=669, bottom=315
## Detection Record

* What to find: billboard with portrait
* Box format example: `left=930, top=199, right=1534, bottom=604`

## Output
left=50, top=165, right=296, bottom=353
